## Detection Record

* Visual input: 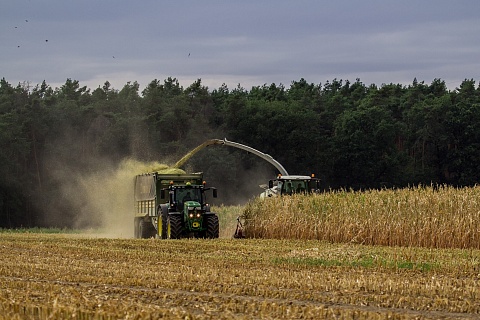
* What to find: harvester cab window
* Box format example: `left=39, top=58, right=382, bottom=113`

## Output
left=295, top=181, right=307, bottom=193
left=277, top=181, right=283, bottom=190
left=285, top=182, right=293, bottom=195
left=280, top=180, right=307, bottom=195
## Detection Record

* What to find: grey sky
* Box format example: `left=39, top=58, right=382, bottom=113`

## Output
left=1, top=1, right=479, bottom=92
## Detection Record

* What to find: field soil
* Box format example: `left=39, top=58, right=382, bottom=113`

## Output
left=1, top=233, right=479, bottom=319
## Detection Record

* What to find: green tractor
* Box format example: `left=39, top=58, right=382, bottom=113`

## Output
left=158, top=182, right=219, bottom=239
left=134, top=173, right=219, bottom=239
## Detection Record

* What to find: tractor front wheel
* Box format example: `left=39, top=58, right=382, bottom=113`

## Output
left=204, top=214, right=219, bottom=239
left=167, top=215, right=183, bottom=239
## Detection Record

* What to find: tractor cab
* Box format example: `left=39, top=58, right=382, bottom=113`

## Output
left=175, top=186, right=202, bottom=210
left=162, top=182, right=217, bottom=212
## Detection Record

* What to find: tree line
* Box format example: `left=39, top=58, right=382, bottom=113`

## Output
left=1, top=76, right=479, bottom=227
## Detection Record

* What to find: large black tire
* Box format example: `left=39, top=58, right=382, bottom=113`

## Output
left=139, top=219, right=155, bottom=239
left=157, top=207, right=168, bottom=239
left=167, top=215, right=183, bottom=239
left=204, top=214, right=219, bottom=239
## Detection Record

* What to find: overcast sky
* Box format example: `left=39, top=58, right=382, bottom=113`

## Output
left=1, top=1, right=479, bottom=92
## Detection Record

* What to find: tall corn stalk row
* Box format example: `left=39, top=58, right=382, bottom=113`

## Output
left=243, top=185, right=480, bottom=249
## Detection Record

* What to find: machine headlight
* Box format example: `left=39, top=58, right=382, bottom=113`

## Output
left=189, top=213, right=194, bottom=218
left=196, top=213, right=201, bottom=218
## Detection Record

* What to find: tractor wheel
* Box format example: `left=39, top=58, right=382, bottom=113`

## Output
left=139, top=220, right=155, bottom=239
left=167, top=215, right=183, bottom=239
left=205, top=214, right=219, bottom=239
left=157, top=208, right=168, bottom=239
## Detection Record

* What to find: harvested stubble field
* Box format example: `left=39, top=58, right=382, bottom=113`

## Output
left=2, top=185, right=480, bottom=319
left=1, top=232, right=480, bottom=319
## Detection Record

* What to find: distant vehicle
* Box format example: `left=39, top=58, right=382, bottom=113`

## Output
left=260, top=174, right=320, bottom=198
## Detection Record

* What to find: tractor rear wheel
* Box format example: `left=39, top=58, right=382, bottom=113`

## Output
left=157, top=208, right=168, bottom=239
left=167, top=215, right=183, bottom=239
left=204, top=214, right=219, bottom=239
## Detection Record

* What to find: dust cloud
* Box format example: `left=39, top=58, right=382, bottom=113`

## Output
left=68, top=156, right=270, bottom=238
left=69, top=159, right=184, bottom=238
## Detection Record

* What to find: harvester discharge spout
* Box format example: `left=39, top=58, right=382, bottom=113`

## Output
left=173, top=138, right=288, bottom=176
left=220, top=138, right=289, bottom=176
left=173, top=139, right=224, bottom=169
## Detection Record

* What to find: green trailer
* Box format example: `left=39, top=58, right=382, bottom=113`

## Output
left=134, top=172, right=218, bottom=239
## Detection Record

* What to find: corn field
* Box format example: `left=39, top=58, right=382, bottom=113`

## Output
left=1, top=232, right=480, bottom=319
left=243, top=185, right=480, bottom=249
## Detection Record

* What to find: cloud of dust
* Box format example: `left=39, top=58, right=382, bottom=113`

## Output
left=46, top=158, right=183, bottom=238
left=79, top=159, right=187, bottom=238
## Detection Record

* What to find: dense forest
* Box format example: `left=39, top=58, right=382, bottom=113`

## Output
left=1, top=76, right=480, bottom=228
